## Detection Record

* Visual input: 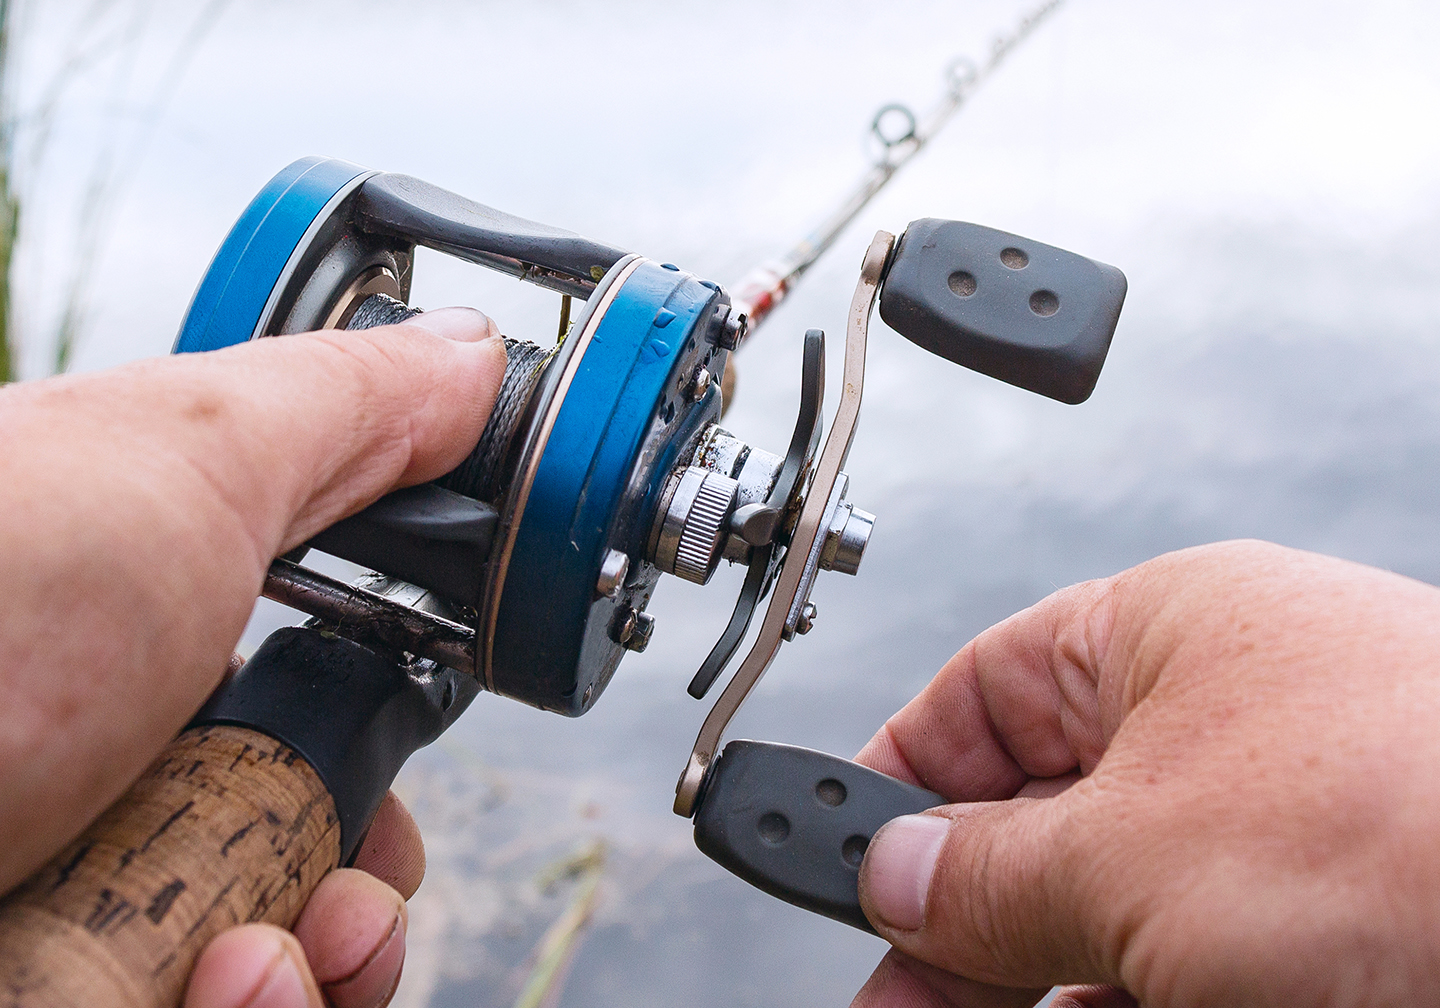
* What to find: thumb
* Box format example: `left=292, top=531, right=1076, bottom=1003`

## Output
left=859, top=795, right=1106, bottom=989
left=165, top=305, right=507, bottom=557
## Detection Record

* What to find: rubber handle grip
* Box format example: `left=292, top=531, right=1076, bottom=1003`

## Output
left=692, top=740, right=946, bottom=931
left=0, top=725, right=340, bottom=1007
left=878, top=218, right=1126, bottom=405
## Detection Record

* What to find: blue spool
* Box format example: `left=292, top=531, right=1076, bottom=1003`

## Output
left=174, top=157, right=372, bottom=354
left=492, top=261, right=720, bottom=713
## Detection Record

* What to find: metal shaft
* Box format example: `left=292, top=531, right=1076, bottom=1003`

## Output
left=262, top=557, right=477, bottom=675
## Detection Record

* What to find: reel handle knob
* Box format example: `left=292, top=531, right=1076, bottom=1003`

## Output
left=879, top=219, right=1127, bottom=404
left=692, top=740, right=945, bottom=932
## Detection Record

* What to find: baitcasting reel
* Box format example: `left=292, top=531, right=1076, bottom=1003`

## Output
left=176, top=155, right=1126, bottom=929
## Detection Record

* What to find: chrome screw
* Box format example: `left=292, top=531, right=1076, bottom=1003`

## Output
left=795, top=602, right=818, bottom=635
left=685, top=366, right=713, bottom=403
left=595, top=548, right=630, bottom=599
left=612, top=607, right=637, bottom=645
left=626, top=612, right=656, bottom=652
left=612, top=606, right=657, bottom=652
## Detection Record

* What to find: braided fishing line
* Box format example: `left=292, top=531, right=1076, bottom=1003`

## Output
left=345, top=293, right=557, bottom=504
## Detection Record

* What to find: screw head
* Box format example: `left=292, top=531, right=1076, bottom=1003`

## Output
left=595, top=548, right=630, bottom=599
left=710, top=306, right=746, bottom=351
left=795, top=602, right=818, bottom=635
left=626, top=611, right=656, bottom=652
left=611, top=606, right=656, bottom=652
left=611, top=606, right=638, bottom=646
left=686, top=367, right=713, bottom=403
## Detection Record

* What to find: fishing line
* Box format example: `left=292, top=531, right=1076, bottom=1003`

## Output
left=346, top=292, right=557, bottom=503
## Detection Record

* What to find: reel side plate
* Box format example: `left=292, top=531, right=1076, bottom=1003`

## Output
left=174, top=157, right=374, bottom=353
left=492, top=261, right=726, bottom=714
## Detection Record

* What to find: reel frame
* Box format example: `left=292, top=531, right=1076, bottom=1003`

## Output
left=176, top=157, right=732, bottom=716
left=170, top=152, right=1128, bottom=932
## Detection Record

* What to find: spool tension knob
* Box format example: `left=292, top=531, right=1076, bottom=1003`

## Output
left=819, top=502, right=875, bottom=576
left=652, top=467, right=740, bottom=585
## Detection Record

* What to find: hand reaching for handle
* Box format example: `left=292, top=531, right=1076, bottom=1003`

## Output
left=852, top=540, right=1440, bottom=1008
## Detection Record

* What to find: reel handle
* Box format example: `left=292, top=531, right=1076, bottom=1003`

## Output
left=693, top=741, right=945, bottom=931
left=0, top=725, right=340, bottom=1008
left=0, top=627, right=475, bottom=1007
left=879, top=219, right=1127, bottom=404
left=688, top=225, right=1128, bottom=930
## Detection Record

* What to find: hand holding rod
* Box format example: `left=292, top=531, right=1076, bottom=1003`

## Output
left=0, top=724, right=339, bottom=1008
left=0, top=625, right=477, bottom=1008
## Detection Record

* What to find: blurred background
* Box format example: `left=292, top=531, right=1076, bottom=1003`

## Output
left=4, top=0, right=1439, bottom=1004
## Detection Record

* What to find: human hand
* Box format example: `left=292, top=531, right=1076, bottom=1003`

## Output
left=850, top=540, right=1440, bottom=1008
left=181, top=790, right=428, bottom=1008
left=0, top=309, right=506, bottom=1006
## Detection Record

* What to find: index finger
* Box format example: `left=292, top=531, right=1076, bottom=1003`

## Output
left=855, top=576, right=1118, bottom=802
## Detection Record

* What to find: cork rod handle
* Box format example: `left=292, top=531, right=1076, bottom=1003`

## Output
left=0, top=725, right=341, bottom=1008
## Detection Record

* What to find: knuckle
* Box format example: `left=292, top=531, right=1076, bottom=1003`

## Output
left=311, top=329, right=412, bottom=391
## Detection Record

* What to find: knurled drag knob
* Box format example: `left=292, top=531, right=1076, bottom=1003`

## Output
left=651, top=466, right=740, bottom=585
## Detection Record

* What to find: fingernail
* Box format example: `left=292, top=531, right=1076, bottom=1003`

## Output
left=241, top=942, right=313, bottom=1008
left=862, top=813, right=950, bottom=932
left=321, top=912, right=406, bottom=1008
left=407, top=306, right=496, bottom=343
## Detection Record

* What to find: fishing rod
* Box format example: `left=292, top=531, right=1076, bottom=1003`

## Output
left=732, top=0, right=1065, bottom=338
left=0, top=4, right=1123, bottom=1005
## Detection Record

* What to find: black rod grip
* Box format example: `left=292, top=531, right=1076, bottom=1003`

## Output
left=693, top=740, right=945, bottom=931
left=193, top=627, right=479, bottom=862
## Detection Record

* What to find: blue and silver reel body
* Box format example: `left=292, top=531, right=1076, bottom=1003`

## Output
left=177, top=157, right=733, bottom=716
left=488, top=257, right=727, bottom=712
left=175, top=155, right=1128, bottom=932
